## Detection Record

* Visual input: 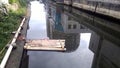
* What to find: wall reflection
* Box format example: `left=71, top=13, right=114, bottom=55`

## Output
left=21, top=1, right=120, bottom=68
left=46, top=1, right=120, bottom=68
left=46, top=3, right=91, bottom=52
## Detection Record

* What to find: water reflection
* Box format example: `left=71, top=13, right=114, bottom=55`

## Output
left=46, top=3, right=92, bottom=52
left=23, top=1, right=120, bottom=68
left=27, top=1, right=47, bottom=39
left=45, top=1, right=120, bottom=68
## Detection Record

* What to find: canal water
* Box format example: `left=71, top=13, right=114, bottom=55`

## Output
left=26, top=1, right=120, bottom=68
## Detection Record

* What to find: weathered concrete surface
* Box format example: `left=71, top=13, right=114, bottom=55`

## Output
left=64, top=0, right=120, bottom=19
left=72, top=3, right=120, bottom=19
left=5, top=4, right=31, bottom=68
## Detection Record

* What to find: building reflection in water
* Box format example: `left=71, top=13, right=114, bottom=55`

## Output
left=46, top=2, right=91, bottom=52
left=21, top=1, right=120, bottom=68
left=46, top=1, right=120, bottom=68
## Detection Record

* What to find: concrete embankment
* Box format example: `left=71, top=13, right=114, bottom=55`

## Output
left=4, top=4, right=31, bottom=68
left=63, top=0, right=120, bottom=19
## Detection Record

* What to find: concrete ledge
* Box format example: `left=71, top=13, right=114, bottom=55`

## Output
left=72, top=3, right=120, bottom=19
left=5, top=4, right=31, bottom=68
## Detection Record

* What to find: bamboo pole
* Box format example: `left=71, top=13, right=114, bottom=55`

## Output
left=0, top=18, right=25, bottom=68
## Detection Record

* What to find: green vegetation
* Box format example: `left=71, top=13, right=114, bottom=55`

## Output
left=0, top=49, right=7, bottom=63
left=9, top=0, right=18, bottom=4
left=0, top=0, right=27, bottom=62
left=9, top=0, right=27, bottom=7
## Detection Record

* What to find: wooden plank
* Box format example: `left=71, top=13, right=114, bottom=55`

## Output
left=25, top=39, right=65, bottom=48
left=25, top=44, right=62, bottom=48
left=24, top=46, right=66, bottom=51
left=24, top=39, right=66, bottom=51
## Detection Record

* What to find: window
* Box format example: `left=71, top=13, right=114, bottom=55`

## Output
left=68, top=24, right=71, bottom=29
left=73, top=24, right=77, bottom=29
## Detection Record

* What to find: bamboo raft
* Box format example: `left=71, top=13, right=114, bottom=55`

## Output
left=24, top=39, right=66, bottom=51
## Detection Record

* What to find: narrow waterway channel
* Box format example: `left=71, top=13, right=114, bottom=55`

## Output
left=25, top=1, right=120, bottom=68
left=27, top=1, right=47, bottom=39
left=27, top=1, right=93, bottom=68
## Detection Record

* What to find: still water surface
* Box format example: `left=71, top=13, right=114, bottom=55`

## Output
left=26, top=1, right=120, bottom=68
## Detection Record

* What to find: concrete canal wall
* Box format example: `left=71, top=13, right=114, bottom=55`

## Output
left=59, top=0, right=120, bottom=19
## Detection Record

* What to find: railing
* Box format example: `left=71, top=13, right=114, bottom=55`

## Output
left=0, top=18, right=26, bottom=68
